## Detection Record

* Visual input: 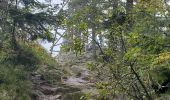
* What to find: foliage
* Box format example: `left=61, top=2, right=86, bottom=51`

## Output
left=0, top=40, right=59, bottom=99
left=62, top=0, right=170, bottom=99
left=18, top=41, right=57, bottom=66
left=1, top=0, right=170, bottom=99
left=0, top=64, right=32, bottom=100
left=0, top=0, right=62, bottom=99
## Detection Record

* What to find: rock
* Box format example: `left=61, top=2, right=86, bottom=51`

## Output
left=31, top=90, right=45, bottom=100
left=38, top=85, right=58, bottom=95
left=71, top=65, right=84, bottom=74
left=64, top=77, right=87, bottom=86
left=70, top=65, right=90, bottom=77
left=82, top=77, right=89, bottom=81
left=80, top=70, right=90, bottom=80
left=38, top=85, right=80, bottom=95
left=38, top=95, right=62, bottom=100
left=61, top=76, right=68, bottom=81
left=48, top=95, right=62, bottom=100
left=112, top=94, right=128, bottom=100
left=55, top=94, right=62, bottom=99
left=55, top=86, right=81, bottom=94
left=54, top=52, right=98, bottom=100
left=62, top=92, right=84, bottom=100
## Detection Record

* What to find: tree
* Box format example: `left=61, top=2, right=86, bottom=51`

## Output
left=0, top=0, right=62, bottom=50
left=62, top=0, right=170, bottom=99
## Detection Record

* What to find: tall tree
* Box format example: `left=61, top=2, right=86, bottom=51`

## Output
left=1, top=0, right=62, bottom=50
left=126, top=0, right=133, bottom=30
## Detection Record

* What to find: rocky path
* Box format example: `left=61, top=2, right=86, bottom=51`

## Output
left=31, top=72, right=82, bottom=100
left=58, top=53, right=98, bottom=99
left=31, top=52, right=98, bottom=100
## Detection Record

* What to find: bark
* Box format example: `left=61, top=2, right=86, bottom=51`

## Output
left=11, top=0, right=18, bottom=50
left=108, top=1, right=119, bottom=52
left=130, top=62, right=152, bottom=100
left=99, top=32, right=103, bottom=48
left=11, top=19, right=17, bottom=50
left=92, top=26, right=97, bottom=59
left=112, top=0, right=118, bottom=9
left=126, top=0, right=134, bottom=30
left=121, top=34, right=152, bottom=99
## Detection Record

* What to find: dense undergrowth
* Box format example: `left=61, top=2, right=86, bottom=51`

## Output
left=0, top=41, right=59, bottom=100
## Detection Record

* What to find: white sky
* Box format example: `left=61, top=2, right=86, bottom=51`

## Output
left=38, top=0, right=62, bottom=4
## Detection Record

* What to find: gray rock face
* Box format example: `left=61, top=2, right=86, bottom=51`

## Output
left=57, top=52, right=99, bottom=99
left=32, top=75, right=82, bottom=100
left=32, top=52, right=98, bottom=100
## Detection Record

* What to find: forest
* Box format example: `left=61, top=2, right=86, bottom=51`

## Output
left=0, top=0, right=170, bottom=100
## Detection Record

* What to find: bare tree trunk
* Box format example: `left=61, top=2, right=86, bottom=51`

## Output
left=126, top=0, right=133, bottom=11
left=108, top=1, right=119, bottom=52
left=92, top=26, right=96, bottom=59
left=99, top=32, right=103, bottom=48
left=11, top=0, right=18, bottom=50
left=120, top=32, right=152, bottom=100
left=112, top=0, right=118, bottom=9
left=126, top=0, right=133, bottom=30
left=50, top=29, right=58, bottom=55
left=11, top=20, right=17, bottom=50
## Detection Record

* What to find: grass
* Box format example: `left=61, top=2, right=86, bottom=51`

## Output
left=0, top=41, right=60, bottom=99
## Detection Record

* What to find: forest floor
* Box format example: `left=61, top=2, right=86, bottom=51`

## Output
left=31, top=52, right=98, bottom=100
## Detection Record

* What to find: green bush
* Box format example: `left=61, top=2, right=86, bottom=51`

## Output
left=0, top=41, right=59, bottom=99
left=0, top=64, right=32, bottom=100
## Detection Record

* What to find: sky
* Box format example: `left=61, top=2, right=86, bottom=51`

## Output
left=38, top=0, right=62, bottom=4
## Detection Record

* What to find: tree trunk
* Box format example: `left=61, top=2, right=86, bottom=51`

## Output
left=126, top=0, right=133, bottom=30
left=108, top=1, right=119, bottom=52
left=99, top=32, right=103, bottom=48
left=112, top=0, right=118, bottom=9
left=11, top=0, right=18, bottom=50
left=11, top=19, right=17, bottom=50
left=92, top=26, right=96, bottom=59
